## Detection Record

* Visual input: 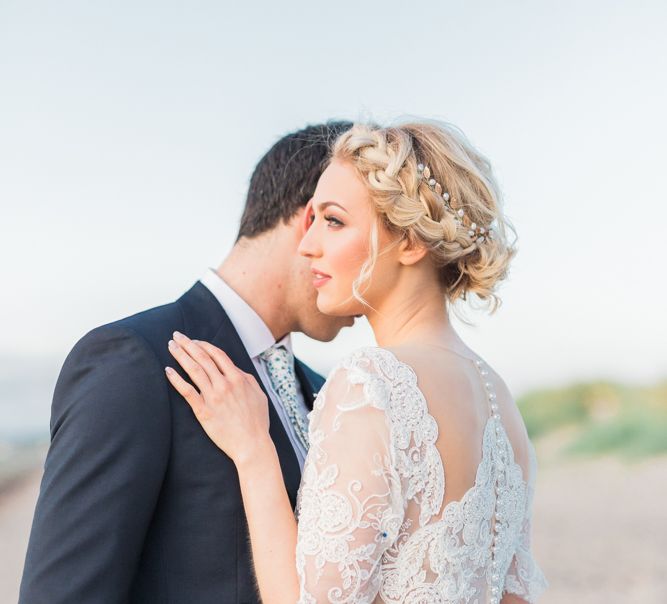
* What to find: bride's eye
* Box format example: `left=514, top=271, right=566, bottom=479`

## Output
left=325, top=215, right=344, bottom=228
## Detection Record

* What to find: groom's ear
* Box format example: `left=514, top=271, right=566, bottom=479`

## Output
left=283, top=205, right=312, bottom=247
left=397, top=234, right=429, bottom=266
left=297, top=201, right=315, bottom=236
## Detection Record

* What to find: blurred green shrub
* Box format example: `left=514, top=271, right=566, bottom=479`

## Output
left=517, top=380, right=667, bottom=459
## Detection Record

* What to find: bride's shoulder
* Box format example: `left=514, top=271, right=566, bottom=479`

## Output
left=330, top=346, right=413, bottom=381
left=317, top=347, right=406, bottom=410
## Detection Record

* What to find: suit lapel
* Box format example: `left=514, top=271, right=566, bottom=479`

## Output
left=294, top=360, right=322, bottom=412
left=179, top=282, right=303, bottom=508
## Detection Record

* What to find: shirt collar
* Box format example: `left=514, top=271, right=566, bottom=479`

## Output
left=199, top=268, right=292, bottom=359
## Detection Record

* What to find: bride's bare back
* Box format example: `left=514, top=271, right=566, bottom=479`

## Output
left=389, top=344, right=532, bottom=508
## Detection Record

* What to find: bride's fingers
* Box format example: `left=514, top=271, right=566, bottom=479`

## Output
left=172, top=332, right=224, bottom=386
left=194, top=340, right=244, bottom=380
left=168, top=339, right=212, bottom=392
left=165, top=366, right=205, bottom=416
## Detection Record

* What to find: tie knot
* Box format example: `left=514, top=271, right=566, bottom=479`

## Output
left=260, top=344, right=293, bottom=365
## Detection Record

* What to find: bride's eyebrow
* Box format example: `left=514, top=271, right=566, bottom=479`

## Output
left=316, top=201, right=349, bottom=214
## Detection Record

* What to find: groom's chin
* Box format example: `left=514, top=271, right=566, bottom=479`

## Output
left=302, top=315, right=355, bottom=342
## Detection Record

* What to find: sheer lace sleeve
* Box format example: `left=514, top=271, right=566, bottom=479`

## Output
left=503, top=445, right=548, bottom=602
left=295, top=351, right=405, bottom=604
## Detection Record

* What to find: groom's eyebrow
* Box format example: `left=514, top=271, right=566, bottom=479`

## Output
left=317, top=201, right=349, bottom=214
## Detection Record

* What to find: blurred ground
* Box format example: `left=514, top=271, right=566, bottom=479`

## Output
left=532, top=456, right=667, bottom=603
left=0, top=469, right=40, bottom=604
left=1, top=456, right=666, bottom=603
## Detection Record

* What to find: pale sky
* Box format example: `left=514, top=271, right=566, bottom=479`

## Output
left=1, top=0, right=665, bottom=416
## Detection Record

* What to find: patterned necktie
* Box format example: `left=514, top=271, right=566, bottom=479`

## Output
left=259, top=344, right=310, bottom=451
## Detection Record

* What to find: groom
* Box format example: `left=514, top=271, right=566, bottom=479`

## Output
left=19, top=121, right=353, bottom=604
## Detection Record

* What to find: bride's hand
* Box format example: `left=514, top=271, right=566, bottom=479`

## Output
left=165, top=331, right=272, bottom=466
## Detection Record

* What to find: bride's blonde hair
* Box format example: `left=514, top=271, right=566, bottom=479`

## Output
left=331, top=120, right=517, bottom=312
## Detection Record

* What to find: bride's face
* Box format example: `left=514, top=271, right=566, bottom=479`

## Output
left=298, top=159, right=400, bottom=317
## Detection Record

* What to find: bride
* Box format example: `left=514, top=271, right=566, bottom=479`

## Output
left=165, top=121, right=547, bottom=603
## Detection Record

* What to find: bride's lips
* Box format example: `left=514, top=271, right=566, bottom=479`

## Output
left=311, top=268, right=331, bottom=288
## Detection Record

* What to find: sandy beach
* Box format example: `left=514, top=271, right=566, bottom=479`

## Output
left=1, top=456, right=666, bottom=603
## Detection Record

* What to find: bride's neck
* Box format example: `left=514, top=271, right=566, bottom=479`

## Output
left=367, top=281, right=458, bottom=350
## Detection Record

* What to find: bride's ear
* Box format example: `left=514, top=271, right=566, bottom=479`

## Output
left=397, top=235, right=429, bottom=266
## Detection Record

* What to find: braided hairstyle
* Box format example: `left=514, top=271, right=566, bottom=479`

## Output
left=331, top=121, right=516, bottom=311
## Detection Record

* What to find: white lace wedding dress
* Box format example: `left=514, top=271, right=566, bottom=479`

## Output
left=295, top=347, right=547, bottom=604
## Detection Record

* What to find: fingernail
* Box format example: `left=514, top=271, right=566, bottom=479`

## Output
left=168, top=339, right=178, bottom=349
left=173, top=331, right=185, bottom=341
left=165, top=366, right=174, bottom=375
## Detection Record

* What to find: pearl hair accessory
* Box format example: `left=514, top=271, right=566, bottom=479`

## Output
left=416, top=162, right=494, bottom=244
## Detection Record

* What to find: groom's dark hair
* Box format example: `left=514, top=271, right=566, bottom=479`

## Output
left=237, top=120, right=353, bottom=240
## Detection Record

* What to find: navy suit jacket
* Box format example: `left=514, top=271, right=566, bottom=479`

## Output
left=19, top=281, right=325, bottom=604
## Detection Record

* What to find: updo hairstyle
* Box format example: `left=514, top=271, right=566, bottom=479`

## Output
left=331, top=121, right=516, bottom=311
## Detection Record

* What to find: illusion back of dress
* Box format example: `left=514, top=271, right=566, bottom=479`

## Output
left=295, top=347, right=547, bottom=604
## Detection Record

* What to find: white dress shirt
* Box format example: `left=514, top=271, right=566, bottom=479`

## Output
left=200, top=269, right=309, bottom=470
